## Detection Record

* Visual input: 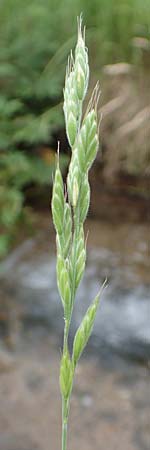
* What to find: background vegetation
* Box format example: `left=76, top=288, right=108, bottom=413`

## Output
left=0, top=0, right=149, bottom=257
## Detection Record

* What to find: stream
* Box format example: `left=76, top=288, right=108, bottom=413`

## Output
left=0, top=218, right=149, bottom=364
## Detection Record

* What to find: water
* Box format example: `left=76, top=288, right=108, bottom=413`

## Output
left=0, top=219, right=149, bottom=362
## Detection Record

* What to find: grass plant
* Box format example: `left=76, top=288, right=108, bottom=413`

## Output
left=52, top=17, right=105, bottom=450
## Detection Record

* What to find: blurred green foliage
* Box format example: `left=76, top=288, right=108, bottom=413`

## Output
left=80, top=0, right=150, bottom=64
left=0, top=150, right=68, bottom=257
left=0, top=0, right=149, bottom=257
left=0, top=0, right=149, bottom=149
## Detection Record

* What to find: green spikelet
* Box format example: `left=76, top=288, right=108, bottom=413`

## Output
left=57, top=254, right=71, bottom=318
left=60, top=352, right=73, bottom=399
left=69, top=224, right=86, bottom=289
left=63, top=203, right=72, bottom=257
left=79, top=175, right=90, bottom=223
left=72, top=291, right=100, bottom=367
left=75, top=63, right=86, bottom=101
left=78, top=109, right=99, bottom=173
left=84, top=110, right=99, bottom=169
left=75, top=16, right=89, bottom=100
left=57, top=202, right=72, bottom=259
left=67, top=111, right=77, bottom=147
left=67, top=150, right=80, bottom=207
left=64, top=62, right=79, bottom=148
left=52, top=161, right=64, bottom=235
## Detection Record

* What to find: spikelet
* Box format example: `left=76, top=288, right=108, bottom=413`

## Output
left=74, top=16, right=89, bottom=101
left=69, top=224, right=86, bottom=290
left=78, top=175, right=90, bottom=223
left=63, top=202, right=72, bottom=257
left=57, top=254, right=71, bottom=318
left=78, top=109, right=99, bottom=173
left=57, top=202, right=72, bottom=259
left=63, top=58, right=79, bottom=148
left=60, top=351, right=73, bottom=399
left=67, top=150, right=80, bottom=207
left=72, top=291, right=100, bottom=367
left=51, top=157, right=64, bottom=235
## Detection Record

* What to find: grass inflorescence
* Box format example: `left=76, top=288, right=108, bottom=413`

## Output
left=51, top=16, right=105, bottom=450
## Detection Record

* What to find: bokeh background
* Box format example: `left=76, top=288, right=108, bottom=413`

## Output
left=0, top=1, right=150, bottom=449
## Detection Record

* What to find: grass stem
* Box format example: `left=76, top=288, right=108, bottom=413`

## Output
left=62, top=399, right=68, bottom=450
